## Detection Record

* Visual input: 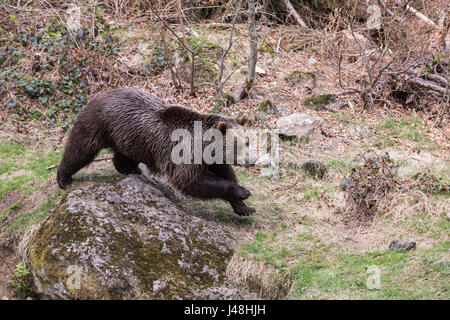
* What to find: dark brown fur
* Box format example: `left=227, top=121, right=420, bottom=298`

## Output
left=57, top=88, right=255, bottom=216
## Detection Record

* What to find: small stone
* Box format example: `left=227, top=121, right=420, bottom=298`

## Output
left=255, top=66, right=266, bottom=75
left=276, top=113, right=323, bottom=142
left=389, top=239, right=417, bottom=252
left=308, top=57, right=318, bottom=65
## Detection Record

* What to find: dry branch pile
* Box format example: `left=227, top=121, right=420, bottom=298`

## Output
left=343, top=150, right=449, bottom=224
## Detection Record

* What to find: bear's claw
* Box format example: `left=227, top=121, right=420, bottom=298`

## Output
left=235, top=205, right=256, bottom=216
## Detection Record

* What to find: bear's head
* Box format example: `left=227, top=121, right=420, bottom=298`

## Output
left=208, top=114, right=258, bottom=167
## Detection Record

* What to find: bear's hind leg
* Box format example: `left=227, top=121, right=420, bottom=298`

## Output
left=57, top=142, right=100, bottom=189
left=113, top=152, right=142, bottom=175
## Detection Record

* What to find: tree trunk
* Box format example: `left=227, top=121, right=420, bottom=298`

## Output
left=230, top=0, right=258, bottom=104
left=176, top=0, right=195, bottom=96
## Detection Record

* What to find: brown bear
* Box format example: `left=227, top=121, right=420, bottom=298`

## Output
left=57, top=88, right=257, bottom=216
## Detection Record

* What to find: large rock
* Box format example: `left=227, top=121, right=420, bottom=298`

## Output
left=21, top=175, right=251, bottom=300
left=276, top=113, right=323, bottom=142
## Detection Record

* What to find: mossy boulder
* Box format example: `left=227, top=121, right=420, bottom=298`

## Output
left=21, top=175, right=250, bottom=299
left=303, top=94, right=336, bottom=111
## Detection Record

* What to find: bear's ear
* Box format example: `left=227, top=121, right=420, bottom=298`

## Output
left=237, top=113, right=248, bottom=125
left=216, top=121, right=228, bottom=132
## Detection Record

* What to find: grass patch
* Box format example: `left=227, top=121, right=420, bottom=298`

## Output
left=3, top=195, right=58, bottom=235
left=326, top=159, right=348, bottom=172
left=25, top=150, right=62, bottom=179
left=375, top=115, right=437, bottom=150
left=238, top=230, right=449, bottom=299
left=0, top=142, right=26, bottom=157
left=0, top=140, right=63, bottom=240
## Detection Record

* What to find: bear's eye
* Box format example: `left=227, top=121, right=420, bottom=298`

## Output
left=245, top=137, right=249, bottom=147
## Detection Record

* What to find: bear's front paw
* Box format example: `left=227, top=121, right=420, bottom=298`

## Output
left=57, top=176, right=73, bottom=189
left=235, top=205, right=256, bottom=216
left=234, top=185, right=251, bottom=200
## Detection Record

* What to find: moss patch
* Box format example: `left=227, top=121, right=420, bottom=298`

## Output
left=303, top=94, right=336, bottom=111
left=284, top=71, right=315, bottom=86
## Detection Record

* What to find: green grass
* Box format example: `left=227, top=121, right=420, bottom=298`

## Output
left=0, top=142, right=26, bottom=157
left=0, top=175, right=34, bottom=199
left=326, top=159, right=348, bottom=172
left=374, top=115, right=437, bottom=150
left=0, top=139, right=63, bottom=237
left=300, top=185, right=337, bottom=202
left=25, top=150, right=62, bottom=179
left=238, top=230, right=449, bottom=299
left=3, top=195, right=59, bottom=235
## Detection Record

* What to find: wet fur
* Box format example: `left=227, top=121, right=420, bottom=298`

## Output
left=57, top=88, right=255, bottom=216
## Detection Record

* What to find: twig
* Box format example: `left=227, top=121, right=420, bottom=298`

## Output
left=147, top=2, right=199, bottom=56
left=158, top=23, right=182, bottom=89
left=276, top=37, right=282, bottom=53
left=229, top=0, right=258, bottom=105
left=176, top=0, right=195, bottom=96
left=38, top=0, right=81, bottom=49
left=217, top=0, right=243, bottom=95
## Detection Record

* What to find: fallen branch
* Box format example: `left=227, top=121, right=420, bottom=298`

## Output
left=404, top=75, right=447, bottom=95
left=282, top=0, right=308, bottom=28
left=406, top=5, right=438, bottom=29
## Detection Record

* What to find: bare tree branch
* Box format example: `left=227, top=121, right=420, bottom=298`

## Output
left=217, top=0, right=243, bottom=95
left=229, top=0, right=258, bottom=105
left=176, top=0, right=195, bottom=96
left=282, top=0, right=308, bottom=28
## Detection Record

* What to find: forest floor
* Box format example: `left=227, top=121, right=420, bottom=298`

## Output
left=0, top=11, right=449, bottom=299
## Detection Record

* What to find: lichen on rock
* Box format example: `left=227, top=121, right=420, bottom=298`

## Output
left=21, top=175, right=251, bottom=299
